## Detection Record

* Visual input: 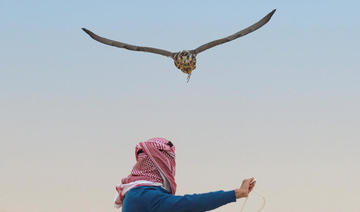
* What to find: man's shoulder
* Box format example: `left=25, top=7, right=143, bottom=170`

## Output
left=128, top=186, right=169, bottom=197
left=123, top=186, right=172, bottom=212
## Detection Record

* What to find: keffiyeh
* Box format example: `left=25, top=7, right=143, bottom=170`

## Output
left=114, top=137, right=176, bottom=208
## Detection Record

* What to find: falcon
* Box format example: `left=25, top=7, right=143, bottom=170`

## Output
left=82, top=9, right=276, bottom=82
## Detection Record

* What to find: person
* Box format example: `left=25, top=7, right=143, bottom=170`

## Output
left=115, top=137, right=256, bottom=212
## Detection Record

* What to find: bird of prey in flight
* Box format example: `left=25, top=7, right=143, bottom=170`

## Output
left=82, top=9, right=276, bottom=82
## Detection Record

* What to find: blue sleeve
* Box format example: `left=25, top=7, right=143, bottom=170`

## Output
left=143, top=187, right=236, bottom=212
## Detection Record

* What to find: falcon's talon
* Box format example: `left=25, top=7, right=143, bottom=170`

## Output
left=186, top=74, right=192, bottom=83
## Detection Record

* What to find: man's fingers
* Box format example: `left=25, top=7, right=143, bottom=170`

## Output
left=240, top=177, right=256, bottom=192
left=249, top=181, right=256, bottom=192
left=249, top=178, right=256, bottom=191
left=243, top=178, right=253, bottom=184
left=250, top=178, right=256, bottom=184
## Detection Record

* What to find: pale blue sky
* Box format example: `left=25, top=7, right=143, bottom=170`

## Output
left=1, top=0, right=359, bottom=98
left=1, top=1, right=360, bottom=212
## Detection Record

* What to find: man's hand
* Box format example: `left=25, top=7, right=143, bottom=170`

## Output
left=235, top=177, right=256, bottom=199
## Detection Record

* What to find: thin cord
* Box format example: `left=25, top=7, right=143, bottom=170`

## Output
left=240, top=190, right=266, bottom=212
left=239, top=196, right=249, bottom=212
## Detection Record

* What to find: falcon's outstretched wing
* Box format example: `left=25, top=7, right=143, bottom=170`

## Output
left=82, top=28, right=174, bottom=57
left=192, top=9, right=276, bottom=54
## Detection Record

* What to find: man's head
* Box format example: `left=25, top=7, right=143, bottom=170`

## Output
left=115, top=138, right=177, bottom=208
left=135, top=138, right=176, bottom=192
left=122, top=138, right=177, bottom=193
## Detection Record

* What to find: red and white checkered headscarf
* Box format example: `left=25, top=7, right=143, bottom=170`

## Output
left=114, top=137, right=176, bottom=208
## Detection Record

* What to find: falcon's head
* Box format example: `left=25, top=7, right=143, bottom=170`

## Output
left=173, top=50, right=197, bottom=81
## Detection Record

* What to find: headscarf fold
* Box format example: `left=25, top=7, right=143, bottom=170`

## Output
left=114, top=137, right=176, bottom=208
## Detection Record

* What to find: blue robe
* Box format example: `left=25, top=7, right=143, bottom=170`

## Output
left=122, top=186, right=236, bottom=212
